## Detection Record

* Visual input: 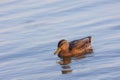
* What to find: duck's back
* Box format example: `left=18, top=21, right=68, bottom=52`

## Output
left=69, top=36, right=92, bottom=56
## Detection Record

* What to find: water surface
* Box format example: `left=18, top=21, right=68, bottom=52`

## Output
left=0, top=0, right=120, bottom=80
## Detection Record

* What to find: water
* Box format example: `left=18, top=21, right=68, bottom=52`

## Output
left=0, top=0, right=120, bottom=80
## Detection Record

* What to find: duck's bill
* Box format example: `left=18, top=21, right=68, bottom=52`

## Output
left=54, top=47, right=61, bottom=55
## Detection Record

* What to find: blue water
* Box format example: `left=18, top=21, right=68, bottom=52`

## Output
left=0, top=0, right=120, bottom=80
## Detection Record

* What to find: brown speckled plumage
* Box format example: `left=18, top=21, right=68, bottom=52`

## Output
left=54, top=36, right=93, bottom=58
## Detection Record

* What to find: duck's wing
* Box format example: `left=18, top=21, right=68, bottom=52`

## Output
left=69, top=36, right=92, bottom=50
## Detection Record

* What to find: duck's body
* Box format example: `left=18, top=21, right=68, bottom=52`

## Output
left=54, top=36, right=93, bottom=58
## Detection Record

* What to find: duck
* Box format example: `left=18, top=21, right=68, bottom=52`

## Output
left=54, top=36, right=93, bottom=58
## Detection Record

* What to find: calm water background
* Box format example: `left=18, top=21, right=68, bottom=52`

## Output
left=0, top=0, right=120, bottom=80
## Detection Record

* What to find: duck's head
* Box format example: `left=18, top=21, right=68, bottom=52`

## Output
left=54, top=39, right=69, bottom=55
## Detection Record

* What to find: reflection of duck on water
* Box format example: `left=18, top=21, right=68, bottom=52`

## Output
left=54, top=36, right=93, bottom=74
left=57, top=54, right=93, bottom=74
left=56, top=57, right=72, bottom=74
left=61, top=64, right=72, bottom=74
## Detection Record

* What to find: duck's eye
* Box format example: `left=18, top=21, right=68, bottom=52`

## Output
left=60, top=43, right=64, bottom=47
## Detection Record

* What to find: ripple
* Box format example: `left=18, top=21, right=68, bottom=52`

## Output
left=0, top=0, right=120, bottom=80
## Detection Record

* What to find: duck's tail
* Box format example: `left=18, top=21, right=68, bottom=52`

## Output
left=88, top=36, right=92, bottom=43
